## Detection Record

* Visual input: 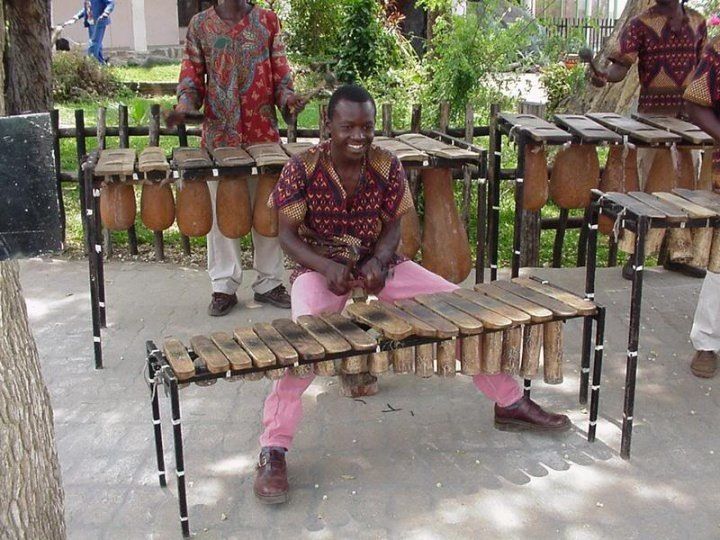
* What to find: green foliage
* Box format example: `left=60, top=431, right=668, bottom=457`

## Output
left=419, top=6, right=529, bottom=124
left=335, top=0, right=402, bottom=83
left=284, top=0, right=344, bottom=62
left=536, top=25, right=586, bottom=64
left=540, top=63, right=586, bottom=115
left=52, top=50, right=124, bottom=102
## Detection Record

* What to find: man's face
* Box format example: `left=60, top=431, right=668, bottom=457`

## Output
left=327, top=99, right=375, bottom=162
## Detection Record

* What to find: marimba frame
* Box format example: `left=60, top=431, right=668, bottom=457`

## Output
left=144, top=295, right=606, bottom=538
left=584, top=190, right=720, bottom=459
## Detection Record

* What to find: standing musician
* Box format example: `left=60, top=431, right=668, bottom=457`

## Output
left=591, top=0, right=707, bottom=279
left=166, top=0, right=306, bottom=316
left=253, top=84, right=571, bottom=504
left=683, top=37, right=720, bottom=378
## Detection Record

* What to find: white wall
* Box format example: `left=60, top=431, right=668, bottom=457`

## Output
left=51, top=0, right=180, bottom=50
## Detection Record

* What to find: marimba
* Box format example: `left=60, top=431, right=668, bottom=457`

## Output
left=83, top=133, right=485, bottom=369
left=585, top=188, right=720, bottom=459
left=489, top=111, right=715, bottom=279
left=145, top=279, right=605, bottom=537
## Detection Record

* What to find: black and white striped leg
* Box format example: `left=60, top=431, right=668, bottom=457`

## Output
left=170, top=378, right=190, bottom=537
left=511, top=135, right=526, bottom=279
left=581, top=202, right=600, bottom=404
left=621, top=217, right=648, bottom=459
left=146, top=343, right=167, bottom=488
left=523, top=378, right=531, bottom=398
left=83, top=162, right=103, bottom=369
left=588, top=306, right=605, bottom=442
left=92, top=185, right=107, bottom=329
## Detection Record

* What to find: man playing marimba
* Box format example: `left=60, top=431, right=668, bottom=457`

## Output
left=167, top=0, right=305, bottom=316
left=683, top=37, right=720, bottom=378
left=253, top=84, right=571, bottom=504
left=592, top=0, right=707, bottom=279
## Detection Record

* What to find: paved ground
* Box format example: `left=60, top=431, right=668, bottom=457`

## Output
left=19, top=258, right=720, bottom=539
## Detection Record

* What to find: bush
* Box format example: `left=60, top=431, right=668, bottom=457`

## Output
left=284, top=0, right=344, bottom=62
left=540, top=62, right=586, bottom=115
left=334, top=0, right=403, bottom=83
left=52, top=50, right=123, bottom=102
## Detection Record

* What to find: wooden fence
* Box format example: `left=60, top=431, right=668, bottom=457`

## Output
left=539, top=17, right=617, bottom=52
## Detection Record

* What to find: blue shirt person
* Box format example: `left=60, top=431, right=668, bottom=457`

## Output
left=65, top=1, right=115, bottom=64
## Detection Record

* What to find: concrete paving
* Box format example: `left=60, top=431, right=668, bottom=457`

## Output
left=18, top=258, right=720, bottom=539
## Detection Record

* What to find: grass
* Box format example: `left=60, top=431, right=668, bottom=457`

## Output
left=111, top=63, right=181, bottom=83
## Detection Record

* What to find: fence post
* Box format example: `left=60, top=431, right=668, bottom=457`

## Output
left=50, top=109, right=66, bottom=241
left=517, top=101, right=544, bottom=268
left=461, top=103, right=473, bottom=232
left=176, top=123, right=192, bottom=256
left=149, top=103, right=165, bottom=261
left=97, top=107, right=113, bottom=258
left=118, top=104, right=139, bottom=255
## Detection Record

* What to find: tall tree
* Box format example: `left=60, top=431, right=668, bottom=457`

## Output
left=579, top=0, right=654, bottom=113
left=0, top=0, right=67, bottom=537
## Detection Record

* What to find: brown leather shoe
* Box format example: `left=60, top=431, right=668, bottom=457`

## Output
left=494, top=396, right=571, bottom=432
left=208, top=292, right=237, bottom=317
left=690, top=350, right=718, bottom=378
left=254, top=285, right=291, bottom=309
left=253, top=447, right=289, bottom=504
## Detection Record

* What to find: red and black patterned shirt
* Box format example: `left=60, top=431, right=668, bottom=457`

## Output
left=177, top=6, right=295, bottom=149
left=270, top=140, right=414, bottom=282
left=684, top=35, right=720, bottom=187
left=610, top=6, right=706, bottom=115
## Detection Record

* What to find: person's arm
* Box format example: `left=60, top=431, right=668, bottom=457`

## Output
left=592, top=17, right=641, bottom=87
left=98, top=0, right=115, bottom=20
left=166, top=17, right=206, bottom=128
left=687, top=103, right=720, bottom=142
left=267, top=13, right=304, bottom=117
left=278, top=214, right=353, bottom=295
left=271, top=157, right=353, bottom=295
left=685, top=44, right=720, bottom=190
left=358, top=155, right=413, bottom=293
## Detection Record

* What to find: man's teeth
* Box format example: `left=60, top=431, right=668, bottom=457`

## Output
left=349, top=144, right=363, bottom=150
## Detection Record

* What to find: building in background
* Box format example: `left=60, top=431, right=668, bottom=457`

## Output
left=52, top=0, right=182, bottom=58
left=525, top=0, right=628, bottom=19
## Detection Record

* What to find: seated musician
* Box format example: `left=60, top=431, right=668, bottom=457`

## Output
left=253, top=84, right=570, bottom=504
left=591, top=0, right=707, bottom=279
left=683, top=37, right=720, bottom=378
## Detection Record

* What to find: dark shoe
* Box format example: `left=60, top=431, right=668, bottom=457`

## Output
left=664, top=261, right=707, bottom=279
left=621, top=260, right=634, bottom=281
left=207, top=292, right=237, bottom=317
left=253, top=447, right=289, bottom=504
left=690, top=350, right=718, bottom=378
left=254, top=285, right=291, bottom=309
left=494, top=396, right=571, bottom=432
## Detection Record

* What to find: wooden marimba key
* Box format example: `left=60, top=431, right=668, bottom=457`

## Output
left=147, top=278, right=604, bottom=538
left=158, top=280, right=597, bottom=386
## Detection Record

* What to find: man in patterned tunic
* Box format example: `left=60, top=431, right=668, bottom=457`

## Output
left=252, top=85, right=571, bottom=504
left=591, top=0, right=707, bottom=279
left=683, top=37, right=720, bottom=378
left=167, top=0, right=304, bottom=316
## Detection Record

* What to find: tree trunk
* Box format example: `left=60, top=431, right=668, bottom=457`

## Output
left=0, top=0, right=66, bottom=537
left=3, top=0, right=53, bottom=116
left=576, top=0, right=654, bottom=114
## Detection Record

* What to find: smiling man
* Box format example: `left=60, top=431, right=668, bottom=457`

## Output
left=253, top=84, right=571, bottom=504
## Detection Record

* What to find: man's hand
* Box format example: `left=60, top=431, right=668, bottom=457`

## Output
left=358, top=257, right=387, bottom=295
left=590, top=71, right=607, bottom=88
left=164, top=108, right=199, bottom=128
left=98, top=12, right=110, bottom=21
left=286, top=94, right=307, bottom=116
left=323, top=260, right=353, bottom=296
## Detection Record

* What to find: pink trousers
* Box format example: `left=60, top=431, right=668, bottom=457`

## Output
left=259, top=261, right=523, bottom=450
